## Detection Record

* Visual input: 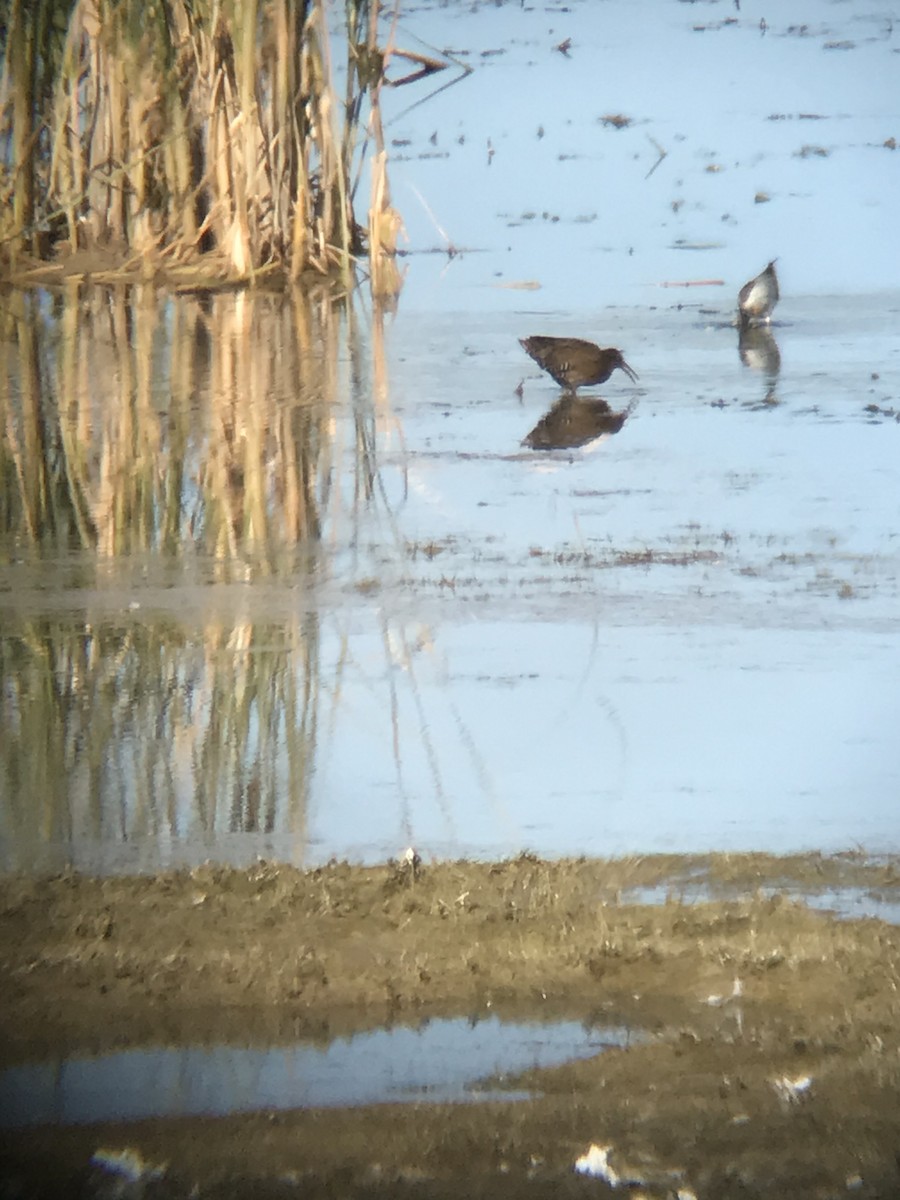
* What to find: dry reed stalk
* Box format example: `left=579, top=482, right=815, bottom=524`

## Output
left=1, top=0, right=398, bottom=288
left=5, top=1, right=36, bottom=258
left=368, top=150, right=404, bottom=299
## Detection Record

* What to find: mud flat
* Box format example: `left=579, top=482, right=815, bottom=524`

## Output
left=1, top=853, right=899, bottom=1198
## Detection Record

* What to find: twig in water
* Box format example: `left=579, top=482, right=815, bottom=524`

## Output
left=408, top=182, right=457, bottom=256
left=658, top=278, right=725, bottom=288
left=644, top=135, right=668, bottom=180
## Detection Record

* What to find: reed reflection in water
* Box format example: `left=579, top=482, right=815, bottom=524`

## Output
left=0, top=285, right=415, bottom=873
left=0, top=285, right=396, bottom=561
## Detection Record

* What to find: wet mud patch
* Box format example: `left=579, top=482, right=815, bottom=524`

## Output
left=395, top=526, right=900, bottom=621
left=2, top=853, right=899, bottom=1198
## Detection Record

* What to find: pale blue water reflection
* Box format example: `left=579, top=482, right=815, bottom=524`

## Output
left=1, top=0, right=899, bottom=875
left=382, top=0, right=900, bottom=310
left=0, top=1017, right=629, bottom=1128
left=313, top=621, right=900, bottom=861
left=1, top=291, right=898, bottom=873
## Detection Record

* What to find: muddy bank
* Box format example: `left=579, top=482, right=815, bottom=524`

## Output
left=1, top=853, right=899, bottom=1198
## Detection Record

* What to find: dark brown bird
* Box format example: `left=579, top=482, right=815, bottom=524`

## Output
left=519, top=336, right=638, bottom=393
left=738, top=260, right=779, bottom=327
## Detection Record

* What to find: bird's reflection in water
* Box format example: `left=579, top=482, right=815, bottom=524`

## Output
left=739, top=324, right=781, bottom=377
left=522, top=394, right=629, bottom=451
left=738, top=323, right=781, bottom=406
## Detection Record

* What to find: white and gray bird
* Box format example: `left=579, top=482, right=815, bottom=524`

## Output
left=738, top=260, right=779, bottom=327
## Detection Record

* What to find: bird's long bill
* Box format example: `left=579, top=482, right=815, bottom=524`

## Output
left=620, top=359, right=638, bottom=383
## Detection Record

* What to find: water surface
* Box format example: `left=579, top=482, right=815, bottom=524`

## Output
left=1, top=0, right=898, bottom=875
left=0, top=1017, right=630, bottom=1128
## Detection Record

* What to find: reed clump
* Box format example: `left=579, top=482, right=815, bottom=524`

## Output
left=0, top=0, right=410, bottom=294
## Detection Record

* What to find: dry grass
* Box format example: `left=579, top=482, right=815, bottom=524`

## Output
left=0, top=0, right=408, bottom=293
left=2, top=854, right=898, bottom=1051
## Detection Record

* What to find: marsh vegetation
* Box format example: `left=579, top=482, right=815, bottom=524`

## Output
left=0, top=0, right=435, bottom=293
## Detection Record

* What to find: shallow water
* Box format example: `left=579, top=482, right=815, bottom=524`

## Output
left=627, top=881, right=900, bottom=926
left=0, top=1017, right=631, bottom=1128
left=384, top=0, right=900, bottom=308
left=1, top=0, right=899, bottom=875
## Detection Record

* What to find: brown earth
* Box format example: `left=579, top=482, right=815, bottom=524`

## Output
left=1, top=852, right=899, bottom=1199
